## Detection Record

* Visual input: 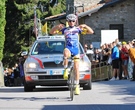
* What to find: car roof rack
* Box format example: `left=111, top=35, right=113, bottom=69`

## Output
left=37, top=35, right=65, bottom=40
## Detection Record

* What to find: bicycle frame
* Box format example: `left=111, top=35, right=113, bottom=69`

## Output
left=68, top=57, right=75, bottom=101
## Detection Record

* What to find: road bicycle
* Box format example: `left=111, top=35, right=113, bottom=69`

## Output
left=67, top=56, right=80, bottom=101
left=68, top=56, right=75, bottom=101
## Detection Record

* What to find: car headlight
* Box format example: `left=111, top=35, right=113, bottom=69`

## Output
left=28, top=63, right=37, bottom=68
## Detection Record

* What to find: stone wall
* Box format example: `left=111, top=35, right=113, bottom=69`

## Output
left=66, top=0, right=101, bottom=14
left=74, top=0, right=101, bottom=7
left=82, top=0, right=135, bottom=46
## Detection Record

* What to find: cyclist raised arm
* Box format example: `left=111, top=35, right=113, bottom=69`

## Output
left=78, top=24, right=94, bottom=34
left=50, top=24, right=65, bottom=35
left=49, top=17, right=94, bottom=35
left=49, top=14, right=94, bottom=95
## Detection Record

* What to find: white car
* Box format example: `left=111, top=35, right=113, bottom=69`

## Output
left=23, top=35, right=92, bottom=92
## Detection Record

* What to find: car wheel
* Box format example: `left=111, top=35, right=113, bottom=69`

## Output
left=83, top=79, right=92, bottom=90
left=24, top=81, right=34, bottom=92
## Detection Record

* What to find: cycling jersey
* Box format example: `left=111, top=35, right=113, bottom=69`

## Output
left=60, top=26, right=83, bottom=56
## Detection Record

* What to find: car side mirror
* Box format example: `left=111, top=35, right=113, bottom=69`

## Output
left=21, top=51, right=28, bottom=56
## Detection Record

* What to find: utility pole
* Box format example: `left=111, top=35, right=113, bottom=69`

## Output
left=27, top=1, right=45, bottom=39
left=33, top=5, right=42, bottom=39
left=66, top=0, right=84, bottom=14
left=66, top=0, right=84, bottom=26
left=66, top=0, right=74, bottom=14
left=34, top=6, right=38, bottom=38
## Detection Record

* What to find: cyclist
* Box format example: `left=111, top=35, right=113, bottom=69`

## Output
left=50, top=14, right=94, bottom=95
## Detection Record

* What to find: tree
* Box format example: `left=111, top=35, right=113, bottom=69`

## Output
left=0, top=0, right=6, bottom=61
left=3, top=0, right=66, bottom=67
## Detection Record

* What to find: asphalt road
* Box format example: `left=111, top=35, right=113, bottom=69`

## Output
left=0, top=80, right=135, bottom=110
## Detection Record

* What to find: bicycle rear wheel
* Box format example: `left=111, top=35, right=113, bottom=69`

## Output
left=69, top=68, right=75, bottom=101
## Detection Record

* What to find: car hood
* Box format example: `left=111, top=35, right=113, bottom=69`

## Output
left=25, top=54, right=90, bottom=65
left=27, top=54, right=63, bottom=63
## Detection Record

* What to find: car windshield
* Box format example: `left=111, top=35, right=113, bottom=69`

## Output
left=31, top=41, right=84, bottom=55
left=31, top=41, right=65, bottom=55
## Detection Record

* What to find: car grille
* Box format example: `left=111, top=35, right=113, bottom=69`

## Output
left=43, top=62, right=71, bottom=68
left=38, top=75, right=63, bottom=79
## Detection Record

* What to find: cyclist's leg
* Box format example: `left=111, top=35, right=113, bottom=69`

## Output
left=63, top=48, right=71, bottom=80
left=74, top=54, right=80, bottom=95
left=63, top=48, right=71, bottom=68
left=74, top=55, right=80, bottom=84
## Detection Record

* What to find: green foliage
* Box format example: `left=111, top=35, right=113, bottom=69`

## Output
left=0, top=0, right=6, bottom=61
left=3, top=0, right=66, bottom=67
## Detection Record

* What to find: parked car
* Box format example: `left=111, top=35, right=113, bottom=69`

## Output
left=23, top=35, right=92, bottom=92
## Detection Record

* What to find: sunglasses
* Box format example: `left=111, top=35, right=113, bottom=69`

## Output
left=68, top=20, right=75, bottom=22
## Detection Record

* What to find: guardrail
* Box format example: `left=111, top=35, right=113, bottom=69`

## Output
left=91, top=61, right=112, bottom=81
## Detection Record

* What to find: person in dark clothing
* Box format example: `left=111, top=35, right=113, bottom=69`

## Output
left=18, top=57, right=25, bottom=85
left=92, top=48, right=101, bottom=67
left=7, top=68, right=14, bottom=86
left=84, top=44, right=88, bottom=53
left=117, top=42, right=123, bottom=80
left=14, top=63, right=21, bottom=86
left=102, top=44, right=110, bottom=65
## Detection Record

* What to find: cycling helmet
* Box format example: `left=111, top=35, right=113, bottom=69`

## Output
left=66, top=14, right=77, bottom=21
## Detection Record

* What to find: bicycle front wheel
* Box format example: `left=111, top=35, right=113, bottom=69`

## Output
left=69, top=68, right=75, bottom=101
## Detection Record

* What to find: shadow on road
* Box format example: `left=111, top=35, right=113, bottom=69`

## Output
left=0, top=96, right=70, bottom=102
left=0, top=86, right=69, bottom=93
left=41, top=104, right=135, bottom=110
left=34, top=86, right=69, bottom=92
left=0, top=87, right=24, bottom=93
left=0, top=87, right=71, bottom=101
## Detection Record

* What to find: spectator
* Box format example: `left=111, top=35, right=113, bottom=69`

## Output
left=117, top=42, right=123, bottom=79
left=121, top=41, right=129, bottom=79
left=92, top=48, right=101, bottom=67
left=115, top=38, right=119, bottom=44
left=4, top=68, right=9, bottom=86
left=84, top=44, right=88, bottom=53
left=7, top=68, right=14, bottom=86
left=107, top=43, right=113, bottom=65
left=102, top=44, right=110, bottom=63
left=89, top=44, right=94, bottom=50
left=128, top=55, right=134, bottom=79
left=125, top=44, right=135, bottom=81
left=14, top=63, right=21, bottom=86
left=126, top=41, right=133, bottom=79
left=86, top=44, right=94, bottom=62
left=18, top=57, right=25, bottom=86
left=110, top=42, right=120, bottom=80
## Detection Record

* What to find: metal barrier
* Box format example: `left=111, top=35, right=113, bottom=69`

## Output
left=91, top=61, right=112, bottom=81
